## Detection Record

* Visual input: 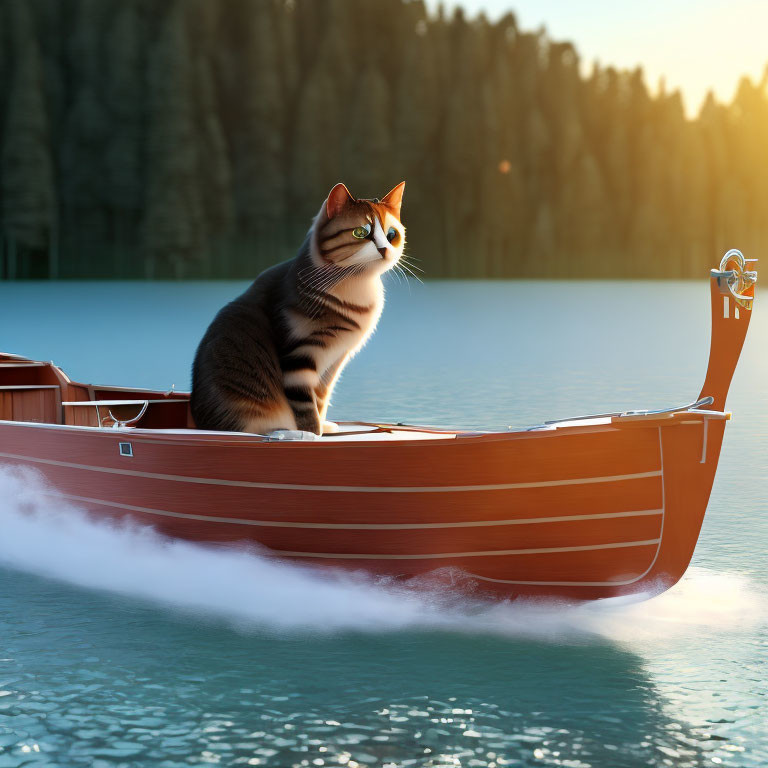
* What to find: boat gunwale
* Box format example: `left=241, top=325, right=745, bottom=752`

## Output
left=0, top=408, right=729, bottom=450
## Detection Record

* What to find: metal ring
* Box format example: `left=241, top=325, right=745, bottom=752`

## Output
left=714, top=249, right=757, bottom=310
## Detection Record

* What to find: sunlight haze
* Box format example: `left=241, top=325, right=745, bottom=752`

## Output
left=440, top=0, right=768, bottom=116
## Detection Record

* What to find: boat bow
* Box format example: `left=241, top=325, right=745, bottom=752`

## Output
left=700, top=249, right=757, bottom=411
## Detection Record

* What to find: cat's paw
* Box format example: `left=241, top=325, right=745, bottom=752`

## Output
left=322, top=421, right=339, bottom=434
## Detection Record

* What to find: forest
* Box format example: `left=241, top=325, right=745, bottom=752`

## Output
left=1, top=0, right=767, bottom=280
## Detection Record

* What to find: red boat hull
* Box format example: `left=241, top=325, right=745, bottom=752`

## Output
left=0, top=409, right=726, bottom=601
left=0, top=257, right=755, bottom=601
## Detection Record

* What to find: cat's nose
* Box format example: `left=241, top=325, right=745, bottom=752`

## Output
left=377, top=246, right=388, bottom=258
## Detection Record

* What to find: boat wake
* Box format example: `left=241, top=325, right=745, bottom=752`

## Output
left=0, top=465, right=764, bottom=643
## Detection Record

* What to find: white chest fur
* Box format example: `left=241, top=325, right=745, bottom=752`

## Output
left=283, top=276, right=384, bottom=383
left=319, top=277, right=383, bottom=373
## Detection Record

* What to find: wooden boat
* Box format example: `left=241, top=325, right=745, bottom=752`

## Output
left=0, top=251, right=757, bottom=601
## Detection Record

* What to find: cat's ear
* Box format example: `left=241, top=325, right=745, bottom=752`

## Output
left=326, top=183, right=354, bottom=219
left=381, top=181, right=405, bottom=214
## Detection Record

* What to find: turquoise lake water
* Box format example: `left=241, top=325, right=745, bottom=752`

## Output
left=0, top=279, right=766, bottom=768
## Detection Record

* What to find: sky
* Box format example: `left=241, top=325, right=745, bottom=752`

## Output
left=435, top=0, right=768, bottom=116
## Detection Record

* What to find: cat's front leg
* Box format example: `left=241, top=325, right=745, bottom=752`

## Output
left=283, top=371, right=323, bottom=434
left=316, top=354, right=349, bottom=431
left=293, top=406, right=322, bottom=435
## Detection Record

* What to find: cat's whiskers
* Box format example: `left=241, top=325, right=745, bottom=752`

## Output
left=297, top=267, right=329, bottom=317
left=298, top=265, right=336, bottom=318
left=399, top=254, right=423, bottom=272
left=312, top=268, right=349, bottom=298
left=400, top=260, right=424, bottom=274
left=335, top=253, right=381, bottom=268
left=399, top=261, right=423, bottom=284
left=298, top=264, right=330, bottom=293
left=299, top=262, right=368, bottom=319
left=393, top=263, right=411, bottom=294
left=387, top=264, right=404, bottom=288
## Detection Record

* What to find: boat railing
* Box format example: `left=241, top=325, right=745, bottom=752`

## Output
left=522, top=395, right=717, bottom=431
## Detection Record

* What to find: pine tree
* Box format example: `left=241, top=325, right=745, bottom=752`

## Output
left=488, top=18, right=528, bottom=277
left=391, top=16, right=442, bottom=272
left=530, top=202, right=557, bottom=275
left=1, top=3, right=57, bottom=278
left=142, top=1, right=206, bottom=278
left=274, top=0, right=300, bottom=101
left=230, top=0, right=285, bottom=267
left=441, top=10, right=484, bottom=276
left=342, top=63, right=392, bottom=196
left=59, top=0, right=111, bottom=274
left=195, top=58, right=235, bottom=276
left=0, top=0, right=10, bottom=273
left=677, top=122, right=710, bottom=276
left=0, top=3, right=9, bottom=105
left=566, top=151, right=607, bottom=276
left=289, top=33, right=344, bottom=238
left=104, top=0, right=144, bottom=276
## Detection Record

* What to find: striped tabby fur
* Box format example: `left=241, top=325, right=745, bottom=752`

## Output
left=191, top=182, right=406, bottom=435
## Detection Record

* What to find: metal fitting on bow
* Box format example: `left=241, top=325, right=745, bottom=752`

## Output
left=712, top=249, right=757, bottom=310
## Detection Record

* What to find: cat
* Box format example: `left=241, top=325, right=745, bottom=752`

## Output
left=191, top=181, right=406, bottom=435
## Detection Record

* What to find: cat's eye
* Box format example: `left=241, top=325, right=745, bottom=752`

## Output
left=386, top=227, right=397, bottom=243
left=352, top=224, right=371, bottom=239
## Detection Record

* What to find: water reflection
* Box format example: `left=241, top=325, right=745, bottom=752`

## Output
left=1, top=568, right=724, bottom=768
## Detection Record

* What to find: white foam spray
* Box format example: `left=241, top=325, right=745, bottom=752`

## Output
left=0, top=466, right=764, bottom=641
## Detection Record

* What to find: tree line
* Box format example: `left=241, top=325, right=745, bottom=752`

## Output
left=1, top=0, right=767, bottom=280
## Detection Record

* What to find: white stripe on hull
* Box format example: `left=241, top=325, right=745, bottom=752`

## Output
left=0, top=452, right=661, bottom=493
left=44, top=491, right=663, bottom=530
left=469, top=573, right=663, bottom=587
left=270, top=539, right=661, bottom=560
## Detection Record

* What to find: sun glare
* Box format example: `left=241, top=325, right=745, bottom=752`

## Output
left=440, top=0, right=768, bottom=116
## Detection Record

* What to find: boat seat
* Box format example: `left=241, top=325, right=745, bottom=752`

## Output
left=62, top=398, right=189, bottom=429
left=0, top=385, right=62, bottom=424
left=0, top=361, right=63, bottom=387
